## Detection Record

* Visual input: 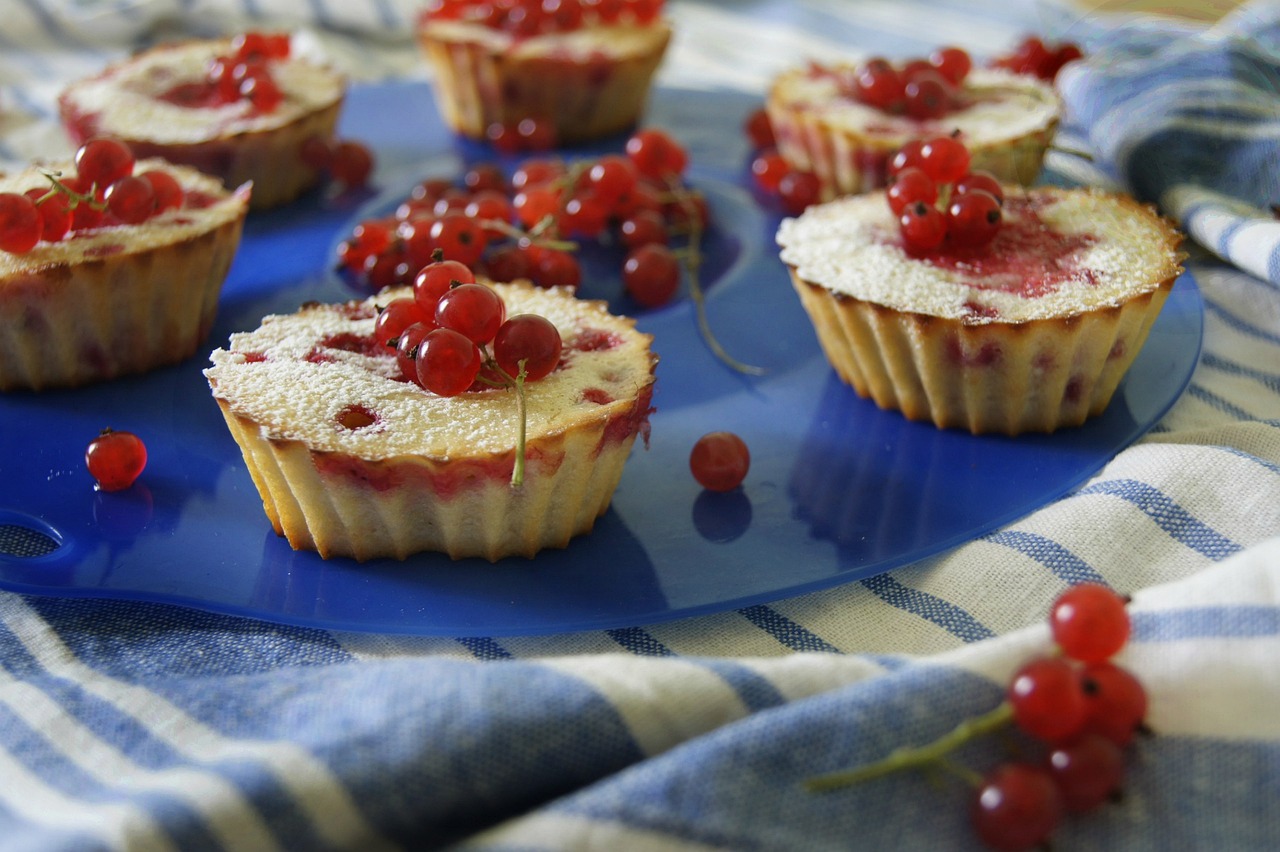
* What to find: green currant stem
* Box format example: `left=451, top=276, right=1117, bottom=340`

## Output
left=40, top=170, right=105, bottom=211
left=668, top=178, right=765, bottom=377
left=804, top=701, right=1013, bottom=792
left=476, top=349, right=530, bottom=488
left=480, top=217, right=577, bottom=253
left=510, top=361, right=529, bottom=488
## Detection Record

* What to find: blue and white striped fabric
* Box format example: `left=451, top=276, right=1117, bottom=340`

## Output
left=1, top=1, right=1279, bottom=849
left=1052, top=1, right=1280, bottom=285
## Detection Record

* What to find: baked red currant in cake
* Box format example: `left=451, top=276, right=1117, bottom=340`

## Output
left=776, top=139, right=1185, bottom=434
left=418, top=0, right=672, bottom=146
left=766, top=49, right=1059, bottom=197
left=204, top=279, right=657, bottom=561
left=57, top=33, right=346, bottom=209
left=0, top=144, right=248, bottom=391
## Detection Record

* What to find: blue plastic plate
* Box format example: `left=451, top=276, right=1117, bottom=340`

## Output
left=0, top=82, right=1203, bottom=635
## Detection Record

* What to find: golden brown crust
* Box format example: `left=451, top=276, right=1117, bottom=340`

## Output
left=206, top=282, right=658, bottom=561
left=784, top=188, right=1186, bottom=435
left=418, top=23, right=671, bottom=144
left=765, top=69, right=1060, bottom=197
left=0, top=178, right=248, bottom=392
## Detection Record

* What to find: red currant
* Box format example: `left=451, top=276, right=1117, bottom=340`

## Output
left=75, top=138, right=135, bottom=189
left=953, top=170, right=1004, bottom=206
left=888, top=139, right=926, bottom=177
left=1047, top=733, right=1126, bottom=813
left=485, top=243, right=535, bottom=282
left=414, top=259, right=475, bottom=313
left=1050, top=583, right=1132, bottom=663
left=971, top=763, right=1063, bottom=852
left=899, top=201, right=946, bottom=252
left=512, top=158, right=565, bottom=191
left=903, top=71, right=951, bottom=120
left=743, top=107, right=775, bottom=150
left=435, top=281, right=506, bottom=344
left=619, top=209, right=667, bottom=249
left=0, top=192, right=42, bottom=253
left=532, top=248, right=582, bottom=290
left=1080, top=662, right=1148, bottom=746
left=623, top=243, right=680, bottom=307
left=585, top=154, right=638, bottom=204
left=626, top=128, right=688, bottom=180
left=415, top=327, right=483, bottom=396
left=104, top=176, right=157, bottom=225
left=929, top=46, right=972, bottom=85
left=750, top=150, right=790, bottom=193
left=689, top=431, right=750, bottom=492
left=25, top=189, right=71, bottom=243
left=853, top=58, right=905, bottom=111
left=85, top=428, right=147, bottom=492
left=375, top=297, right=434, bottom=350
left=1008, top=656, right=1088, bottom=743
left=560, top=193, right=610, bottom=237
left=917, top=135, right=971, bottom=183
left=886, top=166, right=937, bottom=216
left=494, top=313, right=563, bottom=381
left=778, top=170, right=821, bottom=215
left=331, top=140, right=374, bottom=187
left=395, top=321, right=431, bottom=381
left=946, top=189, right=1001, bottom=248
left=139, top=170, right=184, bottom=213
left=463, top=162, right=508, bottom=194
left=239, top=68, right=283, bottom=112
left=430, top=212, right=487, bottom=266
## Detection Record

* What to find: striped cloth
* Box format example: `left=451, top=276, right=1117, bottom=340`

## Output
left=1, top=1, right=1279, bottom=849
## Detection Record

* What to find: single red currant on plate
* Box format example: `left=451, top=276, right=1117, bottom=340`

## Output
left=85, top=428, right=147, bottom=492
left=690, top=431, right=750, bottom=492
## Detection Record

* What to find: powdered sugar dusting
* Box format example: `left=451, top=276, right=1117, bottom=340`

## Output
left=776, top=187, right=1183, bottom=323
left=60, top=38, right=344, bottom=144
left=0, top=160, right=245, bottom=277
left=205, top=283, right=656, bottom=457
left=771, top=68, right=1057, bottom=146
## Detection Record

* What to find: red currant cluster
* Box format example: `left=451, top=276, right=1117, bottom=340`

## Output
left=200, top=32, right=292, bottom=113
left=886, top=135, right=1004, bottom=253
left=990, top=36, right=1084, bottom=82
left=422, top=0, right=664, bottom=34
left=741, top=108, right=821, bottom=216
left=374, top=256, right=562, bottom=396
left=977, top=584, right=1146, bottom=850
left=300, top=136, right=376, bottom=189
left=809, top=583, right=1148, bottom=852
left=0, top=138, right=185, bottom=255
left=837, top=46, right=973, bottom=119
left=338, top=127, right=699, bottom=310
left=85, top=428, right=148, bottom=492
left=375, top=255, right=564, bottom=486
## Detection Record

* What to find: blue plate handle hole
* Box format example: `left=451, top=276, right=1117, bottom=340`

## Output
left=0, top=515, right=64, bottom=559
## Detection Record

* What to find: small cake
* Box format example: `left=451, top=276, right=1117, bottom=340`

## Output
left=204, top=281, right=657, bottom=562
left=776, top=186, right=1185, bottom=434
left=767, top=61, right=1059, bottom=197
left=0, top=158, right=248, bottom=392
left=417, top=0, right=672, bottom=145
left=57, top=34, right=346, bottom=209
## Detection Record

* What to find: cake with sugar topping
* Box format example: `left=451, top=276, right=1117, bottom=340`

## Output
left=205, top=281, right=657, bottom=562
left=58, top=35, right=346, bottom=209
left=777, top=185, right=1185, bottom=434
left=418, top=0, right=671, bottom=145
left=0, top=160, right=248, bottom=391
left=767, top=64, right=1059, bottom=197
